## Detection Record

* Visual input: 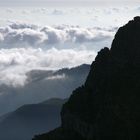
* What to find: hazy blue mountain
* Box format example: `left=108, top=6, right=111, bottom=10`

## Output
left=0, top=98, right=67, bottom=140
left=0, top=64, right=90, bottom=115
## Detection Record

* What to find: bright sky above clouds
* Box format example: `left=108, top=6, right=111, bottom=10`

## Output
left=0, top=0, right=139, bottom=7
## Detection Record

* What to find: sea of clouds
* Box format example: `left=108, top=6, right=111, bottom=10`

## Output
left=0, top=22, right=116, bottom=87
left=0, top=22, right=114, bottom=47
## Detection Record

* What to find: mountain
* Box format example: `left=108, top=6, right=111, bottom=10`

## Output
left=0, top=98, right=67, bottom=140
left=32, top=17, right=140, bottom=140
left=0, top=64, right=90, bottom=116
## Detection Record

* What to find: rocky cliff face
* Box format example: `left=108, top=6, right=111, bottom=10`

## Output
left=33, top=17, right=140, bottom=140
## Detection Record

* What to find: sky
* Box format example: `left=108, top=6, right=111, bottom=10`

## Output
left=0, top=0, right=139, bottom=7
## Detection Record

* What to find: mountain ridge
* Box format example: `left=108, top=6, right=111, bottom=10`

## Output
left=0, top=63, right=90, bottom=116
left=0, top=98, right=67, bottom=140
left=33, top=17, right=140, bottom=140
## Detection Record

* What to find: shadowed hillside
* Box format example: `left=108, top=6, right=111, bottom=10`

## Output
left=33, top=17, right=140, bottom=140
left=0, top=98, right=67, bottom=140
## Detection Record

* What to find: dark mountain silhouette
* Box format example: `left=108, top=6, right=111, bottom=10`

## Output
left=0, top=98, right=67, bottom=140
left=32, top=17, right=140, bottom=140
left=0, top=64, right=90, bottom=116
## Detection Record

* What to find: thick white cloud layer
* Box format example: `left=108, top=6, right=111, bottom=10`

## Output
left=0, top=47, right=96, bottom=87
left=0, top=22, right=116, bottom=88
left=0, top=22, right=116, bottom=87
left=0, top=22, right=115, bottom=48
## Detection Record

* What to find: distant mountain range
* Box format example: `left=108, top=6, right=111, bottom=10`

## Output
left=0, top=98, right=67, bottom=140
left=0, top=64, right=90, bottom=115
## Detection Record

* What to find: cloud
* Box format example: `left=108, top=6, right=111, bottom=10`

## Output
left=9, top=22, right=38, bottom=29
left=0, top=22, right=115, bottom=87
left=112, top=8, right=120, bottom=13
left=0, top=21, right=116, bottom=88
left=6, top=8, right=14, bottom=13
left=0, top=47, right=96, bottom=87
left=51, top=9, right=64, bottom=15
left=45, top=74, right=66, bottom=80
left=0, top=22, right=115, bottom=48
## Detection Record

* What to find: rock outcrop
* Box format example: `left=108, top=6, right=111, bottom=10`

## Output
left=33, top=17, right=140, bottom=140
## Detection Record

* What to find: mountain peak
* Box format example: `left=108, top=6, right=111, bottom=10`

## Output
left=111, top=16, right=140, bottom=64
left=33, top=17, right=140, bottom=140
left=134, top=16, right=140, bottom=22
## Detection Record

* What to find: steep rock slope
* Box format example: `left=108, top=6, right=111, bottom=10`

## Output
left=33, top=17, right=140, bottom=140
